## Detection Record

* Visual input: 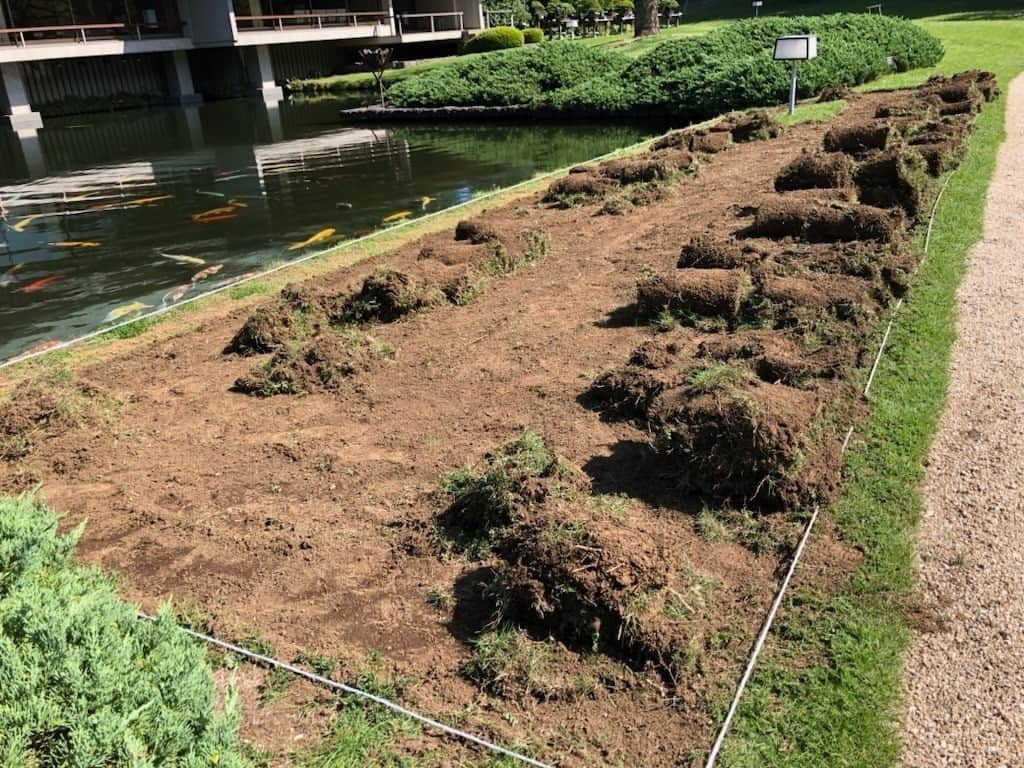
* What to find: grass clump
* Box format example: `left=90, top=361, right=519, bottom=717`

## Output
left=437, top=431, right=562, bottom=557
left=687, top=362, right=755, bottom=395
left=0, top=495, right=244, bottom=766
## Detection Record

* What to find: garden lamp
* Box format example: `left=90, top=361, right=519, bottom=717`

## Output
left=773, top=34, right=818, bottom=115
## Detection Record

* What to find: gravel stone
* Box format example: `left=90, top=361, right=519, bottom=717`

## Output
left=901, top=75, right=1024, bottom=767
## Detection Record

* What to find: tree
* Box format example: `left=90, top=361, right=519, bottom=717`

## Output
left=633, top=0, right=658, bottom=36
left=358, top=47, right=393, bottom=108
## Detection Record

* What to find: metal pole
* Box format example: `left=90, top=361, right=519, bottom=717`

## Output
left=789, top=61, right=798, bottom=115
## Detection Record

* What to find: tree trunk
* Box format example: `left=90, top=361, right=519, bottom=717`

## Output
left=634, top=0, right=659, bottom=37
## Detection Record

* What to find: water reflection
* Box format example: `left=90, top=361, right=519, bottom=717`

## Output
left=0, top=97, right=648, bottom=363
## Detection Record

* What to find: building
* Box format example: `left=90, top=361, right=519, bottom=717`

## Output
left=0, top=1, right=485, bottom=129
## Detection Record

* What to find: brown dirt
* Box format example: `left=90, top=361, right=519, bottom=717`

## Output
left=854, top=145, right=931, bottom=215
left=637, top=269, right=753, bottom=319
left=823, top=122, right=896, bottom=154
left=750, top=199, right=901, bottom=242
left=677, top=235, right=762, bottom=270
left=774, top=150, right=855, bottom=192
left=0, top=78, right=986, bottom=767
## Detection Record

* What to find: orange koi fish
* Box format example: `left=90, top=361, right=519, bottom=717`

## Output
left=162, top=284, right=192, bottom=304
left=21, top=274, right=62, bottom=293
left=50, top=241, right=102, bottom=248
left=191, top=264, right=224, bottom=283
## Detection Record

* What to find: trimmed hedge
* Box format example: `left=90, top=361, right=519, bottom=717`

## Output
left=389, top=14, right=943, bottom=117
left=388, top=42, right=628, bottom=107
left=463, top=26, right=525, bottom=54
left=0, top=496, right=245, bottom=767
left=523, top=27, right=545, bottom=44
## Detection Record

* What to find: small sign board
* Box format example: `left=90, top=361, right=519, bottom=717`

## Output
left=773, top=34, right=818, bottom=61
left=564, top=18, right=579, bottom=27
left=752, top=1, right=763, bottom=6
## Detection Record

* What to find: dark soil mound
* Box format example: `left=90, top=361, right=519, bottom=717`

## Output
left=875, top=94, right=941, bottom=120
left=762, top=274, right=877, bottom=325
left=818, top=85, right=852, bottom=103
left=647, top=148, right=696, bottom=171
left=697, top=331, right=845, bottom=385
left=751, top=199, right=901, bottom=243
left=587, top=367, right=682, bottom=418
left=542, top=173, right=613, bottom=206
left=343, top=269, right=435, bottom=323
left=233, top=331, right=388, bottom=397
left=690, top=131, right=732, bottom=154
left=677, top=235, right=759, bottom=270
left=455, top=219, right=499, bottom=244
left=730, top=111, right=782, bottom=143
left=649, top=381, right=823, bottom=504
left=854, top=146, right=930, bottom=214
left=939, top=98, right=982, bottom=117
left=0, top=375, right=106, bottom=461
left=774, top=151, right=855, bottom=192
left=599, top=157, right=674, bottom=184
left=495, top=511, right=677, bottom=658
left=225, top=300, right=306, bottom=356
left=823, top=123, right=895, bottom=155
left=637, top=269, right=753, bottom=320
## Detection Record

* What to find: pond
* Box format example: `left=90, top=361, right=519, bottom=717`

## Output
left=0, top=97, right=650, bottom=364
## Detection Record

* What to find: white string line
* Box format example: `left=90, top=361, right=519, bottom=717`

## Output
left=136, top=612, right=554, bottom=768
left=1, top=123, right=707, bottom=373
left=704, top=163, right=959, bottom=767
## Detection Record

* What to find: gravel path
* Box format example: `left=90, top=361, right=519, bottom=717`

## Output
left=901, top=75, right=1024, bottom=767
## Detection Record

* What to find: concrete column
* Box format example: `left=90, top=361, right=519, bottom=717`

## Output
left=163, top=50, right=203, bottom=105
left=0, top=63, right=44, bottom=132
left=245, top=45, right=284, bottom=102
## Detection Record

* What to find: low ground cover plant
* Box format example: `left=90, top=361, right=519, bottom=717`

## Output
left=387, top=15, right=943, bottom=117
left=0, top=495, right=244, bottom=767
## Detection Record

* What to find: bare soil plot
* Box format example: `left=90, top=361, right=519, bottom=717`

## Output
left=0, top=73, right=994, bottom=766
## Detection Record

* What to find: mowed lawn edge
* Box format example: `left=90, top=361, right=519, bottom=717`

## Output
left=719, top=45, right=1018, bottom=768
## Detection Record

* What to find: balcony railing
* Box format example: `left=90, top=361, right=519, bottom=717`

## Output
left=235, top=12, right=391, bottom=32
left=397, top=12, right=464, bottom=34
left=1, top=22, right=186, bottom=46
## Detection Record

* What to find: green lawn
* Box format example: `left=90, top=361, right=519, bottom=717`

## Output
left=720, top=9, right=1024, bottom=768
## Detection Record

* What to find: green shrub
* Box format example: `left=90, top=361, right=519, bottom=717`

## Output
left=523, top=27, right=544, bottom=44
left=387, top=42, right=627, bottom=107
left=462, top=26, right=525, bottom=54
left=391, top=14, right=943, bottom=117
left=0, top=495, right=245, bottom=767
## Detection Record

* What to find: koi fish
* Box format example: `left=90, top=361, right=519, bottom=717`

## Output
left=196, top=213, right=238, bottom=224
left=12, top=214, right=44, bottom=233
left=336, top=202, right=353, bottom=210
left=192, top=205, right=239, bottom=222
left=21, top=274, right=62, bottom=293
left=195, top=189, right=226, bottom=199
left=382, top=210, right=413, bottom=224
left=162, top=284, right=191, bottom=304
left=104, top=301, right=150, bottom=323
left=288, top=228, right=336, bottom=252
left=50, top=241, right=101, bottom=248
left=420, top=196, right=435, bottom=210
left=214, top=174, right=251, bottom=183
left=227, top=200, right=249, bottom=209
left=0, top=265, right=22, bottom=287
left=125, top=195, right=174, bottom=208
left=191, top=264, right=224, bottom=283
left=159, top=252, right=205, bottom=266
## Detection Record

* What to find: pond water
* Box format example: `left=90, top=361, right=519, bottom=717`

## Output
left=0, top=97, right=649, bottom=364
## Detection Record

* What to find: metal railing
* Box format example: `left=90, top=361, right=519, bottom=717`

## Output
left=396, top=12, right=464, bottom=34
left=2, top=23, right=125, bottom=46
left=235, top=12, right=390, bottom=32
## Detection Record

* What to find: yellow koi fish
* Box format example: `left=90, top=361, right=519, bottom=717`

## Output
left=104, top=301, right=150, bottom=323
left=127, top=195, right=174, bottom=207
left=160, top=252, right=205, bottom=266
left=190, top=264, right=224, bottom=283
left=287, top=228, right=336, bottom=252
left=50, top=241, right=102, bottom=248
left=12, top=214, right=44, bottom=233
left=192, top=205, right=238, bottom=222
left=382, top=210, right=413, bottom=224
left=227, top=200, right=249, bottom=209
left=420, top=196, right=435, bottom=210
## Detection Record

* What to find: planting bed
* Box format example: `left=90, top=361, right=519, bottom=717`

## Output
left=0, top=74, right=992, bottom=766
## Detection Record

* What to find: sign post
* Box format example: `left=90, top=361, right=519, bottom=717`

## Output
left=773, top=34, right=818, bottom=115
left=752, top=1, right=763, bottom=17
